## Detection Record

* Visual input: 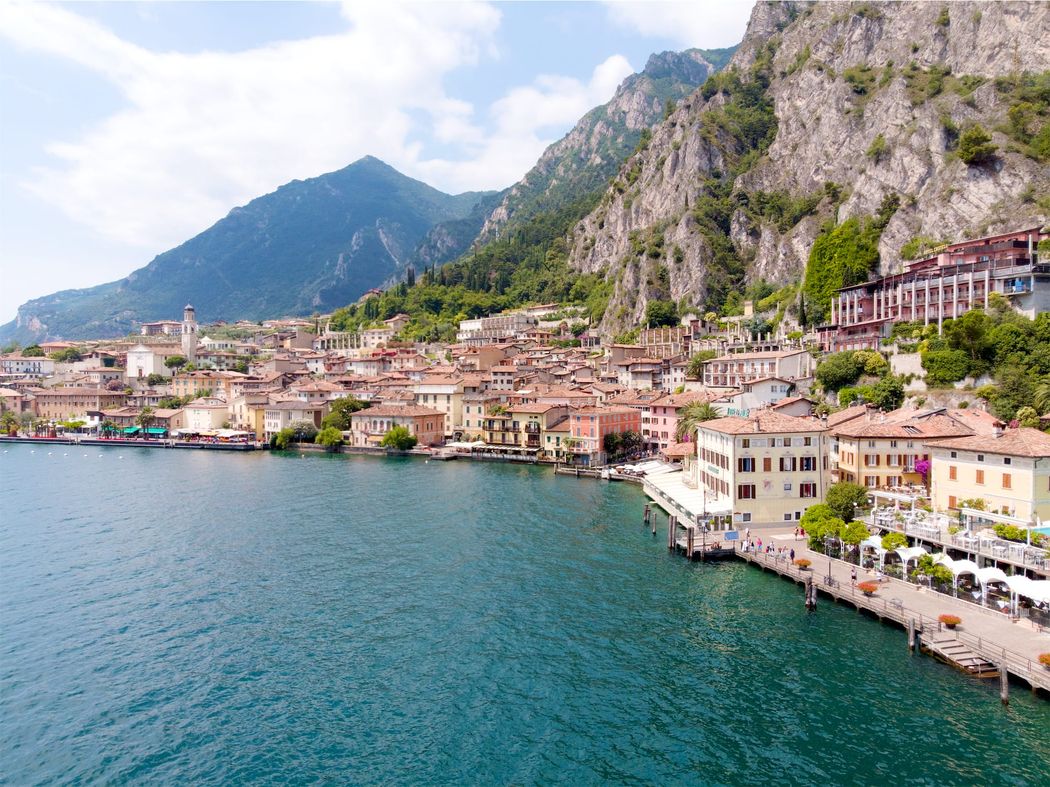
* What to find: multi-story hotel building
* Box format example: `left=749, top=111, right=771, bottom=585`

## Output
left=825, top=226, right=1049, bottom=351
left=693, top=411, right=831, bottom=527
left=701, top=350, right=812, bottom=390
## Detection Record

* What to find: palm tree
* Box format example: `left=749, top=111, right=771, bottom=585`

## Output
left=1035, top=377, right=1050, bottom=415
left=675, top=401, right=721, bottom=442
left=137, top=406, right=155, bottom=438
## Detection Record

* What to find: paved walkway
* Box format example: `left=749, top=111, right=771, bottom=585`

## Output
left=743, top=524, right=1050, bottom=665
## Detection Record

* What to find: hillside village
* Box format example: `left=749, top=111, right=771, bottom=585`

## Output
left=2, top=226, right=1049, bottom=543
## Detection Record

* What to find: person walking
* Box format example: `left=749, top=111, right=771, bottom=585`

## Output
left=789, top=547, right=795, bottom=562
left=850, top=566, right=857, bottom=586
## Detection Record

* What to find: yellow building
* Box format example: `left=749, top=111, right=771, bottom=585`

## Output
left=832, top=408, right=997, bottom=489
left=695, top=411, right=831, bottom=527
left=929, top=428, right=1050, bottom=523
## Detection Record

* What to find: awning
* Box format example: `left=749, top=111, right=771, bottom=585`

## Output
left=145, top=428, right=167, bottom=435
left=122, top=426, right=140, bottom=434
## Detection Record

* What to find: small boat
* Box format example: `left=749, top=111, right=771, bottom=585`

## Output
left=431, top=449, right=458, bottom=461
left=600, top=468, right=611, bottom=480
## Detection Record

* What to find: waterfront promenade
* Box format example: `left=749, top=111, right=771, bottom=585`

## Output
left=746, top=528, right=1050, bottom=687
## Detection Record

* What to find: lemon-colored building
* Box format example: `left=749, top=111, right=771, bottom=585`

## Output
left=929, top=427, right=1050, bottom=523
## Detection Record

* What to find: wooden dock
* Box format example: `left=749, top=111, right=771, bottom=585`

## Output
left=735, top=546, right=1050, bottom=697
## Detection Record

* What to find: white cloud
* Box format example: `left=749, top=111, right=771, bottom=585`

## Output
left=604, top=0, right=752, bottom=49
left=0, top=2, right=639, bottom=262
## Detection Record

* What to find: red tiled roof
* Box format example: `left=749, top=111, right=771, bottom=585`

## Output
left=931, top=427, right=1050, bottom=457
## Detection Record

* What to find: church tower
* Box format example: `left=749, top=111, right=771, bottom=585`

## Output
left=181, top=304, right=198, bottom=361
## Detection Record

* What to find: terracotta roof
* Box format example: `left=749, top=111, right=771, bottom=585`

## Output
left=827, top=404, right=869, bottom=427
left=770, top=396, right=815, bottom=410
left=931, top=427, right=1050, bottom=457
left=351, top=405, right=444, bottom=417
left=571, top=406, right=640, bottom=416
left=661, top=442, right=696, bottom=457
left=708, top=349, right=807, bottom=361
left=832, top=411, right=973, bottom=440
left=649, top=391, right=714, bottom=409
left=701, top=411, right=825, bottom=435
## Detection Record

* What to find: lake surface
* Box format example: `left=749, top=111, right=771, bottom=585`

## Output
left=2, top=445, right=1048, bottom=785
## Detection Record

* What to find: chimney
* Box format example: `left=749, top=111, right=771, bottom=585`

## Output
left=994, top=423, right=1003, bottom=438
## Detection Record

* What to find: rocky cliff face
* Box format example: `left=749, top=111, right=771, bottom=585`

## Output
left=568, top=1, right=1050, bottom=336
left=477, top=48, right=724, bottom=242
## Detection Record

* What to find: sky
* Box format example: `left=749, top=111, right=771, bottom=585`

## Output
left=0, top=1, right=753, bottom=325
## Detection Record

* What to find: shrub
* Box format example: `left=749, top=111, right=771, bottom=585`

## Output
left=881, top=532, right=908, bottom=550
left=921, top=349, right=970, bottom=385
left=939, top=614, right=961, bottom=627
left=1039, top=653, right=1050, bottom=667
left=816, top=352, right=865, bottom=391
left=794, top=559, right=812, bottom=569
left=957, top=125, right=997, bottom=165
left=857, top=581, right=879, bottom=594
left=866, top=133, right=888, bottom=161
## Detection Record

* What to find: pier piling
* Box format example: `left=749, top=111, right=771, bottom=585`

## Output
left=1000, top=663, right=1009, bottom=705
left=667, top=516, right=675, bottom=550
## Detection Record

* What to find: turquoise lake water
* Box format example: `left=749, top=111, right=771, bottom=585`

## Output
left=2, top=445, right=1049, bottom=784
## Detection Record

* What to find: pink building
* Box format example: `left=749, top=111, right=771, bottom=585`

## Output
left=567, top=406, right=641, bottom=466
left=642, top=391, right=713, bottom=453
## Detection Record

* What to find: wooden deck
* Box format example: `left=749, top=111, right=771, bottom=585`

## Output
left=735, top=546, right=1050, bottom=696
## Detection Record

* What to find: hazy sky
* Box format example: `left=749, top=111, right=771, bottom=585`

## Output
left=0, top=1, right=753, bottom=324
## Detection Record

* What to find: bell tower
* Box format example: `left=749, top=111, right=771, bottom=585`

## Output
left=181, top=304, right=198, bottom=361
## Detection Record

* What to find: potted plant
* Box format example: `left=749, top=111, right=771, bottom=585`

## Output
left=794, top=558, right=812, bottom=570
left=857, top=581, right=879, bottom=597
left=1039, top=653, right=1050, bottom=671
left=939, top=614, right=961, bottom=630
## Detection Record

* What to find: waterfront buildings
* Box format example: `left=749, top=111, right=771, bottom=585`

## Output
left=566, top=406, right=642, bottom=467
left=823, top=226, right=1050, bottom=351
left=701, top=349, right=812, bottom=390
left=348, top=405, right=444, bottom=447
left=693, top=411, right=831, bottom=526
left=928, top=427, right=1050, bottom=523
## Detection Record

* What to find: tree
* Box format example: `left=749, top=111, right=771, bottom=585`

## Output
left=825, top=482, right=870, bottom=522
left=272, top=427, right=294, bottom=450
left=289, top=420, right=318, bottom=442
left=816, top=352, right=864, bottom=391
left=840, top=521, right=871, bottom=547
left=881, top=532, right=908, bottom=550
left=380, top=425, right=417, bottom=450
left=645, top=300, right=678, bottom=328
left=1015, top=406, right=1040, bottom=428
left=921, top=349, right=970, bottom=385
left=603, top=432, right=622, bottom=457
left=50, top=348, right=82, bottom=363
left=164, top=354, right=188, bottom=372
left=21, top=345, right=44, bottom=357
left=675, top=401, right=721, bottom=442
left=0, top=410, right=18, bottom=434
left=686, top=350, right=717, bottom=379
left=321, top=396, right=368, bottom=431
left=136, top=406, right=155, bottom=436
left=869, top=375, right=905, bottom=411
left=957, top=125, right=997, bottom=165
left=620, top=430, right=642, bottom=456
left=146, top=373, right=167, bottom=386
left=314, top=426, right=344, bottom=451
left=1034, top=377, right=1050, bottom=414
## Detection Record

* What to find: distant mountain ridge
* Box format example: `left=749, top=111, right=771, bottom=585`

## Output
left=475, top=47, right=734, bottom=242
left=1, top=157, right=495, bottom=342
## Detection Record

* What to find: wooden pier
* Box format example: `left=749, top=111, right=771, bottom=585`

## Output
left=735, top=546, right=1050, bottom=697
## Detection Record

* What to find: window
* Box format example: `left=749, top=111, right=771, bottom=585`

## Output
left=740, top=513, right=752, bottom=523
left=1002, top=473, right=1012, bottom=490
left=782, top=437, right=793, bottom=447
left=763, top=457, right=772, bottom=473
left=1004, top=457, right=1011, bottom=466
left=783, top=483, right=792, bottom=491
left=864, top=475, right=879, bottom=487
left=741, top=439, right=750, bottom=448
left=784, top=513, right=793, bottom=521
left=800, top=456, right=816, bottom=472
left=977, top=454, right=984, bottom=462
left=976, top=469, right=985, bottom=485
left=950, top=451, right=957, bottom=458
left=800, top=482, right=817, bottom=498
left=738, top=457, right=755, bottom=472
left=867, top=440, right=876, bottom=448
left=804, top=436, right=812, bottom=446
left=864, top=454, right=880, bottom=467
left=949, top=465, right=957, bottom=481
left=890, top=440, right=897, bottom=448
left=948, top=495, right=957, bottom=509
left=780, top=457, right=797, bottom=472
left=737, top=484, right=756, bottom=499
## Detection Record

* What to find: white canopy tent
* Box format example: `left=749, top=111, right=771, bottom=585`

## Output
left=860, top=535, right=886, bottom=568
left=932, top=553, right=980, bottom=591
left=894, top=546, right=928, bottom=577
